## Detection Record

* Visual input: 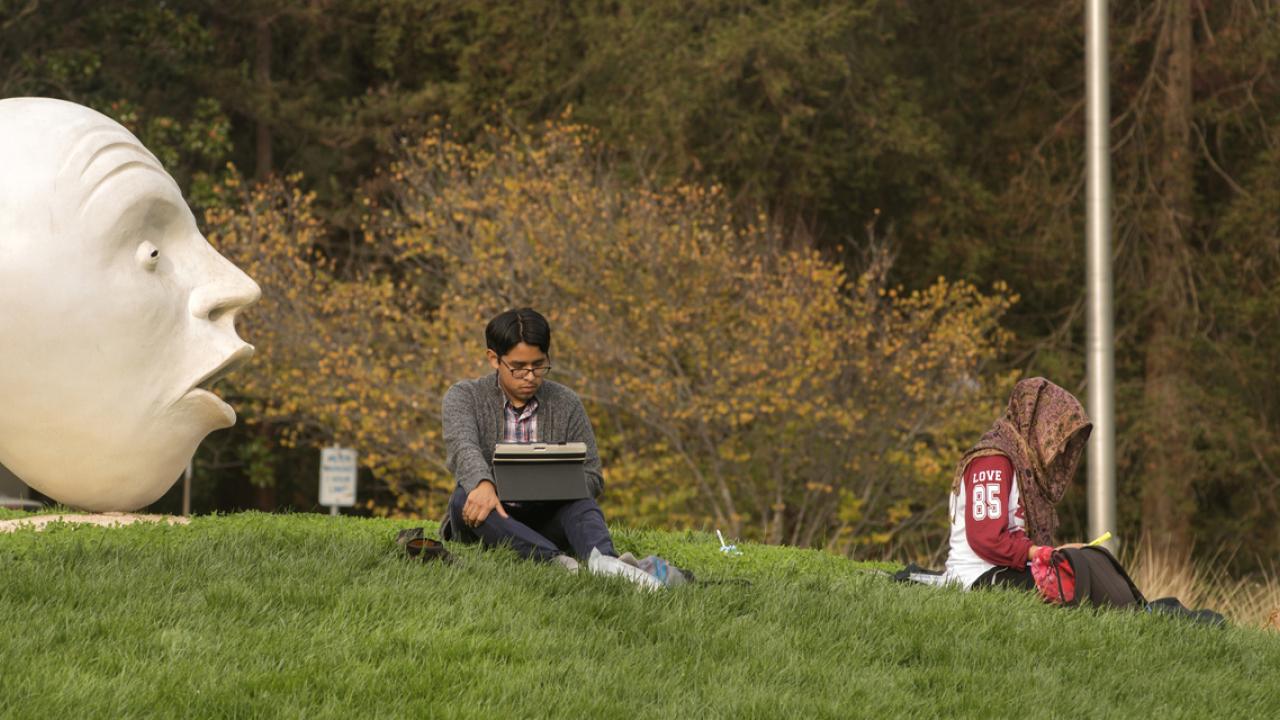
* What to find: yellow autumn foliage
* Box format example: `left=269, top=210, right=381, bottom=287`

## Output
left=206, top=173, right=452, bottom=514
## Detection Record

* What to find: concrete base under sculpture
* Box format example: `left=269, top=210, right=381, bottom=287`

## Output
left=0, top=513, right=191, bottom=534
left=0, top=97, right=260, bottom=512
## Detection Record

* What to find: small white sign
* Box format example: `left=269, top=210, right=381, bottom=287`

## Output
left=319, top=446, right=358, bottom=508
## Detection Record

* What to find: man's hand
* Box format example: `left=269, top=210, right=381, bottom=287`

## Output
left=462, top=480, right=508, bottom=527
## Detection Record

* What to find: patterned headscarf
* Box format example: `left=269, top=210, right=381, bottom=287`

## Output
left=952, top=377, right=1092, bottom=546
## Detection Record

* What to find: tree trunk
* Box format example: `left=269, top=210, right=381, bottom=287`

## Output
left=255, top=16, right=273, bottom=180
left=1141, top=0, right=1196, bottom=548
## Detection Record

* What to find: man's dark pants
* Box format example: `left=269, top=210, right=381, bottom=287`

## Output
left=447, top=486, right=617, bottom=561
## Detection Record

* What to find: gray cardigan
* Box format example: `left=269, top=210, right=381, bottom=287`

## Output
left=442, top=375, right=604, bottom=497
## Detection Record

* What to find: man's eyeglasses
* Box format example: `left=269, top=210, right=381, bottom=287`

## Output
left=498, top=358, right=552, bottom=379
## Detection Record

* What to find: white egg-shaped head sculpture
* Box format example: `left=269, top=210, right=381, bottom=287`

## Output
left=0, top=97, right=260, bottom=511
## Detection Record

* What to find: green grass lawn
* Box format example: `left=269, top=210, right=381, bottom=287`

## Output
left=2, top=512, right=1277, bottom=718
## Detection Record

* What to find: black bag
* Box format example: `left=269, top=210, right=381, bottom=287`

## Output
left=1145, top=596, right=1227, bottom=626
left=1045, top=547, right=1226, bottom=625
left=1050, top=546, right=1146, bottom=608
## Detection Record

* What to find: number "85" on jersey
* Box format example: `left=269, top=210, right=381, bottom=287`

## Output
left=971, top=482, right=1002, bottom=521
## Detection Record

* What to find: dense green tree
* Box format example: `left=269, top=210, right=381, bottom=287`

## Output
left=2, top=0, right=1276, bottom=566
left=893, top=0, right=1280, bottom=564
left=1, top=0, right=233, bottom=194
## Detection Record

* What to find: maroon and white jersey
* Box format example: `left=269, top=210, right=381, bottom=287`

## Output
left=943, top=454, right=1034, bottom=588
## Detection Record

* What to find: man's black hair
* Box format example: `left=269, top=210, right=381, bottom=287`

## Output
left=485, top=308, right=551, bottom=356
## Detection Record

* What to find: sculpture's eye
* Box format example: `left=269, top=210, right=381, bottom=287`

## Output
left=136, top=241, right=160, bottom=271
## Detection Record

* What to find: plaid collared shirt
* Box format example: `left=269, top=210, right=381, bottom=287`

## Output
left=502, top=396, right=540, bottom=443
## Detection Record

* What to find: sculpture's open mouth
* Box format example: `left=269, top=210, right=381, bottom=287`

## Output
left=193, top=344, right=255, bottom=394
left=179, top=344, right=255, bottom=424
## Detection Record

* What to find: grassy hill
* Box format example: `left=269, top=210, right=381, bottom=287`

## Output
left=1, top=512, right=1277, bottom=718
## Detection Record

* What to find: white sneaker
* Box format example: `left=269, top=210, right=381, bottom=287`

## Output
left=587, top=548, right=664, bottom=591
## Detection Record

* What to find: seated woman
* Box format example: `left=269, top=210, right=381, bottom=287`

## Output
left=942, top=377, right=1092, bottom=590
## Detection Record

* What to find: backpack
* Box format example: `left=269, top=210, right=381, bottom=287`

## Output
left=1038, top=546, right=1145, bottom=608
left=1034, top=546, right=1228, bottom=626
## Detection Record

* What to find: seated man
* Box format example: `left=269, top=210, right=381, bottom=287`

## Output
left=440, top=308, right=625, bottom=573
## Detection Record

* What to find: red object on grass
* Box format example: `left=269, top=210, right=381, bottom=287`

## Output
left=1031, top=545, right=1076, bottom=604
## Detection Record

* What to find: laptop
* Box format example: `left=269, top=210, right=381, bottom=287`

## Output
left=492, top=442, right=590, bottom=501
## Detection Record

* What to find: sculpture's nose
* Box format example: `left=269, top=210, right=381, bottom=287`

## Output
left=189, top=246, right=261, bottom=326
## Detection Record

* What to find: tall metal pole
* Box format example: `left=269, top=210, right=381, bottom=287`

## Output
left=1085, top=0, right=1117, bottom=547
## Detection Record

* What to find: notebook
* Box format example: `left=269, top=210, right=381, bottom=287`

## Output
left=491, top=442, right=590, bottom=501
